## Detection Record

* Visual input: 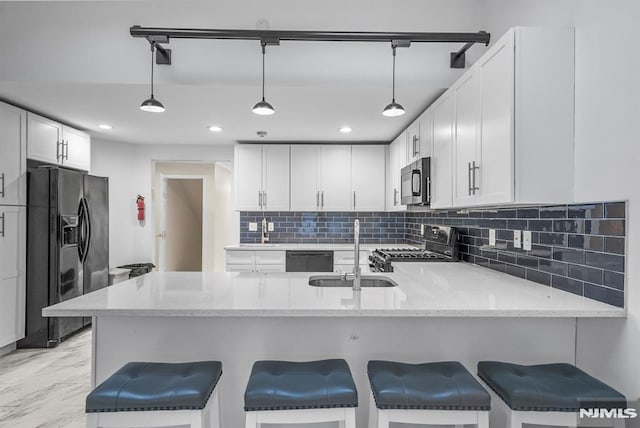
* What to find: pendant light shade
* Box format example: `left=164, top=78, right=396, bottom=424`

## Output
left=382, top=45, right=405, bottom=117
left=253, top=43, right=275, bottom=115
left=140, top=42, right=165, bottom=113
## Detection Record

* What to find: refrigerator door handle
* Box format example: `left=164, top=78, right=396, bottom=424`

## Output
left=77, top=201, right=86, bottom=261
left=81, top=198, right=92, bottom=263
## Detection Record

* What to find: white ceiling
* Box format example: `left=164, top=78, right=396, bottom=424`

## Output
left=0, top=0, right=488, bottom=145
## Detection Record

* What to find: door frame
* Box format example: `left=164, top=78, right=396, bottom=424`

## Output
left=158, top=174, right=207, bottom=272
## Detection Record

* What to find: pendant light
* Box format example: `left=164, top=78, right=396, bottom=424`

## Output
left=252, top=42, right=275, bottom=115
left=382, top=45, right=405, bottom=117
left=140, top=42, right=165, bottom=113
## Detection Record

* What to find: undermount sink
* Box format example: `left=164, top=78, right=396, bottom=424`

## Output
left=308, top=275, right=398, bottom=288
left=239, top=243, right=279, bottom=247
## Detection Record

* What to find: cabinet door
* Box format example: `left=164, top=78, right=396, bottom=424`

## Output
left=0, top=206, right=26, bottom=347
left=236, top=145, right=264, bottom=211
left=407, top=120, right=421, bottom=163
left=290, top=145, right=320, bottom=211
left=419, top=109, right=433, bottom=158
left=0, top=103, right=26, bottom=206
left=351, top=145, right=385, bottom=211
left=478, top=32, right=515, bottom=205
left=319, top=145, right=351, bottom=211
left=62, top=126, right=91, bottom=171
left=27, top=113, right=62, bottom=165
left=453, top=72, right=481, bottom=207
left=387, top=135, right=406, bottom=211
left=262, top=145, right=290, bottom=211
left=431, top=94, right=455, bottom=209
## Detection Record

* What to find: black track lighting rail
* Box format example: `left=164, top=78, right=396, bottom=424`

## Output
left=131, top=25, right=490, bottom=68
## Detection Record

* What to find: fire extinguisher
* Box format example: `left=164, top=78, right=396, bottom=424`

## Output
left=136, top=195, right=145, bottom=222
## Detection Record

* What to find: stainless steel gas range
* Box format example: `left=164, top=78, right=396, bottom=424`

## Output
left=369, top=225, right=459, bottom=272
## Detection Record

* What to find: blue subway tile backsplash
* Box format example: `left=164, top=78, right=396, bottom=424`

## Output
left=405, top=201, right=626, bottom=308
left=240, top=201, right=626, bottom=308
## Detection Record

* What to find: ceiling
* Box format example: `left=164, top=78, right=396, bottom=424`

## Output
left=0, top=0, right=488, bottom=145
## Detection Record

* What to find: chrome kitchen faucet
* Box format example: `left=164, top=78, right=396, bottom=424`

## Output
left=342, top=219, right=361, bottom=291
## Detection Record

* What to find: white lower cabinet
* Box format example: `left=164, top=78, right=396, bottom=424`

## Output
left=225, top=250, right=285, bottom=272
left=0, top=206, right=26, bottom=348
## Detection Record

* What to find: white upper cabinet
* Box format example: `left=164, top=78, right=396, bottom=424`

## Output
left=0, top=102, right=26, bottom=206
left=26, top=113, right=91, bottom=171
left=290, top=145, right=320, bottom=211
left=319, top=145, right=351, bottom=211
left=386, top=133, right=407, bottom=211
left=445, top=26, right=574, bottom=208
left=236, top=144, right=290, bottom=211
left=61, top=127, right=91, bottom=172
left=430, top=93, right=455, bottom=209
left=419, top=109, right=433, bottom=158
left=262, top=145, right=290, bottom=211
left=351, top=145, right=385, bottom=211
left=407, top=119, right=421, bottom=163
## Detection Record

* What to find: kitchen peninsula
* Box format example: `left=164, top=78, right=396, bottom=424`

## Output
left=43, top=266, right=624, bottom=428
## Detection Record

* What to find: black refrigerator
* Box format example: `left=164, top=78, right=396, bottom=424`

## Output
left=19, top=165, right=109, bottom=348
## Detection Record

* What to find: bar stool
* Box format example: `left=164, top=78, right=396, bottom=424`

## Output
left=367, top=360, right=490, bottom=427
left=244, top=359, right=357, bottom=427
left=86, top=361, right=222, bottom=428
left=478, top=361, right=627, bottom=428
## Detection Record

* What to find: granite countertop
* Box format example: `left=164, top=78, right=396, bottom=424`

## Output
left=43, top=263, right=625, bottom=318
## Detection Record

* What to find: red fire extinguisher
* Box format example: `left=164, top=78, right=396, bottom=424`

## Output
left=136, top=195, right=145, bottom=221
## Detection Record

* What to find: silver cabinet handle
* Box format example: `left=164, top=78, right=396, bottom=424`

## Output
left=263, top=191, right=267, bottom=209
left=56, top=140, right=62, bottom=162
left=471, top=161, right=479, bottom=195
left=316, top=191, right=319, bottom=209
left=468, top=162, right=472, bottom=196
left=321, top=191, right=324, bottom=208
left=0, top=173, right=4, bottom=199
left=258, top=191, right=262, bottom=209
left=0, top=212, right=4, bottom=238
left=353, top=191, right=356, bottom=209
left=64, top=140, right=69, bottom=160
left=426, top=177, right=431, bottom=202
left=393, top=189, right=398, bottom=206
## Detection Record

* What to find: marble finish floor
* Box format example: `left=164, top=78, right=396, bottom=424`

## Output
left=0, top=329, right=91, bottom=427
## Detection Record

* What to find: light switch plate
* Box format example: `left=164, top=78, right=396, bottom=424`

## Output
left=513, top=230, right=522, bottom=248
left=268, top=222, right=274, bottom=232
left=420, top=224, right=425, bottom=236
left=523, top=230, right=532, bottom=251
left=248, top=222, right=258, bottom=231
left=489, top=229, right=496, bottom=246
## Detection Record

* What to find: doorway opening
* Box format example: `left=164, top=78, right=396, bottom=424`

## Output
left=153, top=162, right=232, bottom=272
left=164, top=177, right=204, bottom=271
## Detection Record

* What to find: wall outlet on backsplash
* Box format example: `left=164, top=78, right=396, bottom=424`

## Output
left=489, top=229, right=496, bottom=246
left=248, top=222, right=257, bottom=231
left=522, top=230, right=532, bottom=251
left=268, top=222, right=275, bottom=232
left=514, top=230, right=522, bottom=248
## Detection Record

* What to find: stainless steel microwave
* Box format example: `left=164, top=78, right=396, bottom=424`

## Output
left=401, top=157, right=431, bottom=206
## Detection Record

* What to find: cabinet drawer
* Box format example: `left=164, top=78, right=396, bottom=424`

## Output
left=225, top=250, right=255, bottom=265
left=255, top=251, right=286, bottom=265
left=333, top=250, right=370, bottom=265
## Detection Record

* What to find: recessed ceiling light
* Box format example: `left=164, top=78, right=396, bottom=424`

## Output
left=208, top=125, right=223, bottom=132
left=98, top=124, right=112, bottom=130
left=339, top=126, right=352, bottom=133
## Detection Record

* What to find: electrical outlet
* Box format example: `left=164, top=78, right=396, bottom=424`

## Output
left=523, top=230, right=532, bottom=251
left=248, top=222, right=258, bottom=231
left=420, top=224, right=425, bottom=236
left=489, top=229, right=496, bottom=246
left=268, top=222, right=274, bottom=232
left=513, top=230, right=522, bottom=248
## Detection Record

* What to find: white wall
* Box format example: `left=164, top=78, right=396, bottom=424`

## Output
left=479, top=0, right=640, bottom=419
left=91, top=139, right=236, bottom=268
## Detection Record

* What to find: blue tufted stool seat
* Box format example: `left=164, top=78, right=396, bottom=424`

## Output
left=86, top=361, right=222, bottom=428
left=478, top=361, right=627, bottom=428
left=244, top=359, right=357, bottom=427
left=367, top=360, right=490, bottom=427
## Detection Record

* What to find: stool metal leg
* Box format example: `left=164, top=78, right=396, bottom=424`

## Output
left=345, top=408, right=356, bottom=428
